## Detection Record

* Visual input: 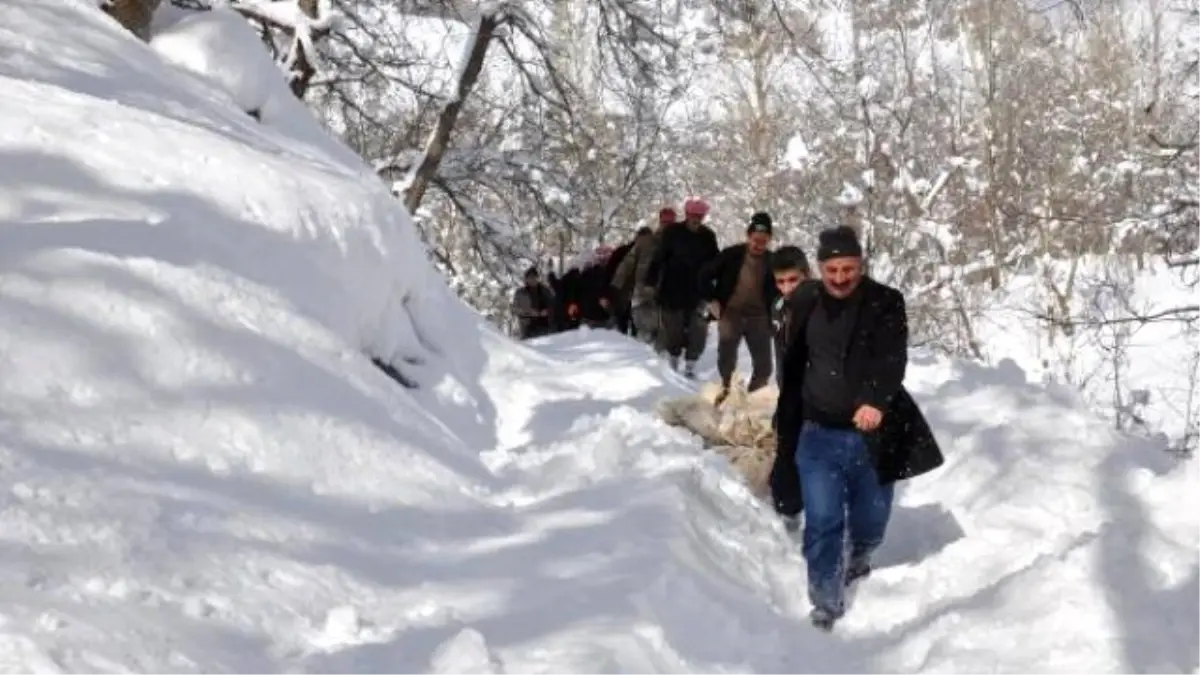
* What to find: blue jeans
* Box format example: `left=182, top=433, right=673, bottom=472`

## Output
left=795, top=422, right=895, bottom=617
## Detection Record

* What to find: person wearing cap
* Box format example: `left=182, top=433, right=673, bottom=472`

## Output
left=511, top=265, right=557, bottom=340
left=698, top=211, right=779, bottom=401
left=644, top=199, right=720, bottom=376
left=769, top=225, right=944, bottom=632
left=612, top=209, right=676, bottom=347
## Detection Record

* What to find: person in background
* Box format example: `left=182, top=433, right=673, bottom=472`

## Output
left=770, top=225, right=944, bottom=632
left=768, top=244, right=813, bottom=386
left=560, top=245, right=616, bottom=330
left=612, top=214, right=671, bottom=348
left=511, top=266, right=556, bottom=340
left=604, top=233, right=639, bottom=336
left=700, top=211, right=778, bottom=403
left=644, top=198, right=720, bottom=377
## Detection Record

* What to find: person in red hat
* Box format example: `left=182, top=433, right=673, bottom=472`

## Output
left=612, top=207, right=677, bottom=347
left=644, top=197, right=720, bottom=377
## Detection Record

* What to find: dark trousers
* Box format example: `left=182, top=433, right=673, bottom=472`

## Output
left=614, top=304, right=632, bottom=335
left=716, top=311, right=773, bottom=390
left=657, top=306, right=708, bottom=360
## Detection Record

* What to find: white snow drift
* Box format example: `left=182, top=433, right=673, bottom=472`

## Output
left=0, top=0, right=1194, bottom=672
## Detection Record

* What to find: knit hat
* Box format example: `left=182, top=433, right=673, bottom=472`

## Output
left=747, top=211, right=773, bottom=236
left=524, top=265, right=540, bottom=279
left=658, top=207, right=677, bottom=224
left=816, top=225, right=863, bottom=261
left=683, top=198, right=709, bottom=217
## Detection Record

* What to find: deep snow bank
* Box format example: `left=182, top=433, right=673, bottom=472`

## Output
left=973, top=257, right=1198, bottom=455
left=492, top=329, right=1198, bottom=673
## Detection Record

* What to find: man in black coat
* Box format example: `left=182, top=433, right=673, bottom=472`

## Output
left=643, top=198, right=720, bottom=377
left=769, top=225, right=944, bottom=631
left=700, top=211, right=778, bottom=399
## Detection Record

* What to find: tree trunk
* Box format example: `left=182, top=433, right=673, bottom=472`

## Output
left=287, top=0, right=319, bottom=98
left=403, top=13, right=499, bottom=215
left=102, top=0, right=162, bottom=42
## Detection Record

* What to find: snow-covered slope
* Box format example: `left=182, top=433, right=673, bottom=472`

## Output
left=0, top=0, right=1195, bottom=672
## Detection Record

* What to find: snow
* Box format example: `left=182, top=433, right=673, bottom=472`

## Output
left=977, top=257, right=1199, bottom=454
left=0, top=0, right=1196, bottom=672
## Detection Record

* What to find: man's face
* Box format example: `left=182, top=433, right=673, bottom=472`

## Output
left=747, top=232, right=771, bottom=255
left=773, top=268, right=806, bottom=297
left=819, top=257, right=863, bottom=298
left=525, top=274, right=539, bottom=287
left=684, top=214, right=703, bottom=229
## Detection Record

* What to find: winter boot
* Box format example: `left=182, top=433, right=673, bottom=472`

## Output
left=809, top=607, right=837, bottom=632
left=846, top=556, right=872, bottom=585
left=667, top=354, right=680, bottom=372
left=683, top=360, right=697, bottom=379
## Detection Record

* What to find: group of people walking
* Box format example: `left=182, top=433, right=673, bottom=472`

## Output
left=511, top=198, right=808, bottom=392
left=511, top=198, right=945, bottom=633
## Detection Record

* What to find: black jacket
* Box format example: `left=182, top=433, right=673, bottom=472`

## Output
left=699, top=243, right=779, bottom=310
left=643, top=224, right=720, bottom=310
left=559, top=264, right=613, bottom=325
left=605, top=241, right=635, bottom=300
left=768, top=278, right=945, bottom=517
left=771, top=291, right=804, bottom=386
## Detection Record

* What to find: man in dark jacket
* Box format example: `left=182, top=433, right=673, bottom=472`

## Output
left=604, top=235, right=640, bottom=336
left=700, top=211, right=778, bottom=400
left=769, top=245, right=813, bottom=386
left=769, top=225, right=944, bottom=632
left=511, top=266, right=556, bottom=339
left=644, top=198, right=720, bottom=377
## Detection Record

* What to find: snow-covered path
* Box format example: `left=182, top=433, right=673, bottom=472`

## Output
left=0, top=0, right=1195, bottom=672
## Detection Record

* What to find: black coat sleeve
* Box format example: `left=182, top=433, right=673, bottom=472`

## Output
left=783, top=292, right=807, bottom=349
left=855, top=286, right=908, bottom=412
left=704, top=228, right=721, bottom=261
left=768, top=281, right=819, bottom=517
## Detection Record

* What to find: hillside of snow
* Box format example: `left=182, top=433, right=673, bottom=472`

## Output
left=974, top=258, right=1198, bottom=454
left=0, top=0, right=1195, bottom=672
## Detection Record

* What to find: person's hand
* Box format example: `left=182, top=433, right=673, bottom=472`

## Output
left=853, top=404, right=883, bottom=432
left=538, top=309, right=550, bottom=317
left=708, top=301, right=722, bottom=320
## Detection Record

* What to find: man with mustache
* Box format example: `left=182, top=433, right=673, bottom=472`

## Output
left=770, top=225, right=944, bottom=632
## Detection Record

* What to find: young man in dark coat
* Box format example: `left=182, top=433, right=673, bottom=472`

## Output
left=768, top=244, right=813, bottom=386
left=769, top=225, right=944, bottom=631
left=511, top=266, right=556, bottom=340
left=643, top=198, right=720, bottom=377
left=700, top=211, right=778, bottom=401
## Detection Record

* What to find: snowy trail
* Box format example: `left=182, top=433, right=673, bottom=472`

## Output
left=0, top=0, right=1195, bottom=672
